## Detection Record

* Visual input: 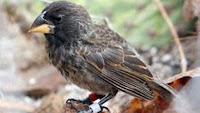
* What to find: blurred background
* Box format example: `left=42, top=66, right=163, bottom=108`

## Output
left=0, top=0, right=199, bottom=113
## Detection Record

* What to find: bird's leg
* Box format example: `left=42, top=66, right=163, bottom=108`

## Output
left=66, top=93, right=105, bottom=105
left=84, top=94, right=105, bottom=105
left=78, top=92, right=117, bottom=113
left=98, top=93, right=115, bottom=105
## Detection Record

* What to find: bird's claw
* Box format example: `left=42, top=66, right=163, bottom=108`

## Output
left=66, top=98, right=84, bottom=104
left=101, top=106, right=110, bottom=113
left=77, top=109, right=93, bottom=113
left=66, top=98, right=93, bottom=105
left=77, top=103, right=110, bottom=113
left=66, top=98, right=87, bottom=112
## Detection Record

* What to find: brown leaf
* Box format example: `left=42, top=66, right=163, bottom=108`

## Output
left=122, top=68, right=200, bottom=113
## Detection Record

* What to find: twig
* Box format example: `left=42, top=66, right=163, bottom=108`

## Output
left=165, top=67, right=200, bottom=83
left=154, top=0, right=187, bottom=73
left=179, top=36, right=197, bottom=41
left=192, top=20, right=200, bottom=67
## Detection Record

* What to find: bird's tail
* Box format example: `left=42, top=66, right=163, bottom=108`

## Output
left=147, top=80, right=177, bottom=101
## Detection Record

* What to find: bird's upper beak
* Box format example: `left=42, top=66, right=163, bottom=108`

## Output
left=29, top=13, right=55, bottom=34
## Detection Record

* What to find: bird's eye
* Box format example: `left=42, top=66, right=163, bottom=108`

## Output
left=53, top=16, right=62, bottom=23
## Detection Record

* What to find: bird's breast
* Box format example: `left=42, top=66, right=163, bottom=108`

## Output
left=46, top=44, right=76, bottom=68
left=46, top=44, right=116, bottom=94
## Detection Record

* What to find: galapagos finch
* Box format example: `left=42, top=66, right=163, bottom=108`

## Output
left=29, top=1, right=176, bottom=113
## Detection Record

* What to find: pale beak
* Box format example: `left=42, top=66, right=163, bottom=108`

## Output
left=29, top=13, right=55, bottom=34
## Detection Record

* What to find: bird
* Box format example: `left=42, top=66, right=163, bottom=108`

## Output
left=29, top=1, right=176, bottom=113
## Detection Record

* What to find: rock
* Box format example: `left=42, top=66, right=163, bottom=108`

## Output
left=35, top=94, right=64, bottom=113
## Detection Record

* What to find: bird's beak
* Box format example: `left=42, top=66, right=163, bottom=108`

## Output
left=29, top=13, right=55, bottom=34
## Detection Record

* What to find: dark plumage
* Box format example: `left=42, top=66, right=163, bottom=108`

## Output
left=29, top=1, right=176, bottom=112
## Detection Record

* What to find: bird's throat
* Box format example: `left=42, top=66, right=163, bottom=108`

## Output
left=45, top=34, right=63, bottom=47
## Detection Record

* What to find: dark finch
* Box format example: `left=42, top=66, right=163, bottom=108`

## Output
left=29, top=1, right=176, bottom=113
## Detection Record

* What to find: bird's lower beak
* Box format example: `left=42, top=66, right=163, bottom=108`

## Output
left=29, top=14, right=55, bottom=34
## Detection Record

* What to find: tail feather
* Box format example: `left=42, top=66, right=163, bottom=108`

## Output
left=147, top=80, right=177, bottom=101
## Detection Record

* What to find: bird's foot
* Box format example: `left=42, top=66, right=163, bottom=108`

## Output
left=77, top=103, right=110, bottom=113
left=66, top=98, right=90, bottom=113
left=66, top=93, right=111, bottom=113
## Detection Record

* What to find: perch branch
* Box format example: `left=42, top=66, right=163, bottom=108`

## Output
left=154, top=0, right=187, bottom=72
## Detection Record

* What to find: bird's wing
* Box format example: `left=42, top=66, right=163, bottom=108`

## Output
left=78, top=25, right=154, bottom=100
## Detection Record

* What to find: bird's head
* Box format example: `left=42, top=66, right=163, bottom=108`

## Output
left=29, top=1, right=92, bottom=43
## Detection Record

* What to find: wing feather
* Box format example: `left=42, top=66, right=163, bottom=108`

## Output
left=81, top=45, right=154, bottom=100
left=79, top=24, right=154, bottom=100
